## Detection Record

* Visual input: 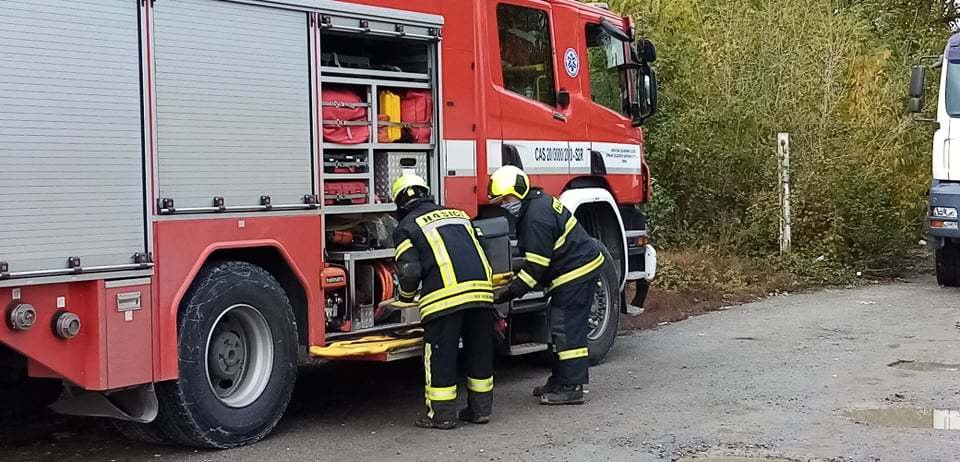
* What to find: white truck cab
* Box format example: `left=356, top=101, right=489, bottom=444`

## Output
left=910, top=32, right=960, bottom=285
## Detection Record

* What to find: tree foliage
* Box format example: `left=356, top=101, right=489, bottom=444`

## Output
left=606, top=0, right=955, bottom=272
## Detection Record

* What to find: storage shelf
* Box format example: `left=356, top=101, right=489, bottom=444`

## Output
left=323, top=173, right=370, bottom=180
left=373, top=143, right=434, bottom=151
left=322, top=203, right=395, bottom=215
left=320, top=66, right=430, bottom=82
left=321, top=75, right=431, bottom=90
left=323, top=143, right=371, bottom=150
left=327, top=248, right=396, bottom=262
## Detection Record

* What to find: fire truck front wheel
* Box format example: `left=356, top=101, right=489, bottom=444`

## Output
left=587, top=243, right=621, bottom=366
left=154, top=261, right=299, bottom=448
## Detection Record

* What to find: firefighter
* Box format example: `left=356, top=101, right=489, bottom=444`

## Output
left=489, top=165, right=605, bottom=405
left=390, top=173, right=496, bottom=429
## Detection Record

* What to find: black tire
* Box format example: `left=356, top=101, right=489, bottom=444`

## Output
left=937, top=242, right=960, bottom=287
left=587, top=244, right=621, bottom=366
left=152, top=261, right=298, bottom=449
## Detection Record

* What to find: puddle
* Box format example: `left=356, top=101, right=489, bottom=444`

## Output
left=679, top=457, right=797, bottom=462
left=844, top=408, right=960, bottom=430
left=888, top=360, right=960, bottom=371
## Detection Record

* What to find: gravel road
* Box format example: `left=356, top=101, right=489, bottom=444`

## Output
left=3, top=277, right=960, bottom=461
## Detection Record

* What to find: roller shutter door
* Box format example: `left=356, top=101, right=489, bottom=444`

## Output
left=153, top=0, right=313, bottom=209
left=0, top=0, right=147, bottom=275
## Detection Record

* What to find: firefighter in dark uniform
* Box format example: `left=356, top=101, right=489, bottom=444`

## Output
left=489, top=166, right=605, bottom=405
left=390, top=173, right=496, bottom=429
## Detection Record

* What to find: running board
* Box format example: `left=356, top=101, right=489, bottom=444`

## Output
left=507, top=342, right=549, bottom=356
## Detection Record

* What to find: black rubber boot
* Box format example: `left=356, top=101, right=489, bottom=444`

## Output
left=532, top=377, right=561, bottom=397
left=458, top=392, right=492, bottom=424
left=415, top=401, right=458, bottom=429
left=539, top=384, right=584, bottom=405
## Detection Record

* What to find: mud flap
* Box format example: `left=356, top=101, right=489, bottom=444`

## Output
left=50, top=383, right=158, bottom=423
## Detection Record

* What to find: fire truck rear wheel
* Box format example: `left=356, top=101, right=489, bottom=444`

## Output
left=154, top=261, right=298, bottom=449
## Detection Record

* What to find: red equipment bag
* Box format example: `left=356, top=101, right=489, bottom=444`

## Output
left=322, top=88, right=370, bottom=144
left=400, top=90, right=432, bottom=144
left=324, top=181, right=369, bottom=205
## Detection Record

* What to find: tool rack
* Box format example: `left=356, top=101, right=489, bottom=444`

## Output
left=320, top=26, right=441, bottom=338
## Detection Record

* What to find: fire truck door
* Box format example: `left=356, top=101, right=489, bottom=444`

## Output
left=487, top=0, right=587, bottom=188
left=579, top=13, right=643, bottom=178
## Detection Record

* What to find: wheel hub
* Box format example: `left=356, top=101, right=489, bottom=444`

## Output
left=204, top=304, right=274, bottom=408
left=210, top=328, right=246, bottom=392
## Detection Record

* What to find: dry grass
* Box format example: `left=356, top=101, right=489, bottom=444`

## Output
left=622, top=249, right=797, bottom=330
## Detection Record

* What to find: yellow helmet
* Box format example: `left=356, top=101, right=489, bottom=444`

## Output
left=391, top=173, right=429, bottom=203
left=488, top=165, right=530, bottom=201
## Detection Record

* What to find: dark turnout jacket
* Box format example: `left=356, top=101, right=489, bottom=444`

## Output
left=392, top=198, right=494, bottom=323
left=504, top=188, right=605, bottom=299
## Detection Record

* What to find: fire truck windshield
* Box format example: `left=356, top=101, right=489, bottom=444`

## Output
left=946, top=61, right=960, bottom=117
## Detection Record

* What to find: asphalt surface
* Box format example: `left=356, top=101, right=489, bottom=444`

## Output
left=3, top=276, right=960, bottom=461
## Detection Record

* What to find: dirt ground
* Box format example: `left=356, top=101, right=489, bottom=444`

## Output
left=3, top=276, right=960, bottom=461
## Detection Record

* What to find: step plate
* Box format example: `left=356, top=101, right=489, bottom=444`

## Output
left=508, top=342, right=549, bottom=356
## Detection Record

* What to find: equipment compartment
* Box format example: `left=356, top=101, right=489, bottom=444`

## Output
left=320, top=33, right=432, bottom=76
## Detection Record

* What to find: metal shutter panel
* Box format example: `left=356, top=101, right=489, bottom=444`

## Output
left=0, top=0, right=147, bottom=274
left=153, top=0, right=313, bottom=209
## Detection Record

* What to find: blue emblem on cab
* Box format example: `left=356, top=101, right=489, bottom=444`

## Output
left=564, top=48, right=579, bottom=78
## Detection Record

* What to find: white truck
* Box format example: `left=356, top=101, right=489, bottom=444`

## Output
left=909, top=33, right=960, bottom=286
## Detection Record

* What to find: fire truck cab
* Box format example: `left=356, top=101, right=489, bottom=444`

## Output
left=0, top=0, right=657, bottom=448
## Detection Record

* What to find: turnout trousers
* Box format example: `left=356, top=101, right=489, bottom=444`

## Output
left=422, top=307, right=495, bottom=420
left=548, top=275, right=598, bottom=385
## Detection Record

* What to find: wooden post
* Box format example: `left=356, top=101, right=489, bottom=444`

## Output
left=777, top=133, right=792, bottom=254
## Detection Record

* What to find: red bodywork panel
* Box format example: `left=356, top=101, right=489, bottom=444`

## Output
left=1, top=0, right=647, bottom=390
left=1, top=280, right=153, bottom=391
left=152, top=216, right=324, bottom=381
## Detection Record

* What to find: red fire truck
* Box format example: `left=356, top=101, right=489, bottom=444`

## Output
left=0, top=0, right=657, bottom=448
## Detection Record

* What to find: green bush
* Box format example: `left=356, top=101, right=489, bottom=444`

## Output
left=605, top=0, right=954, bottom=278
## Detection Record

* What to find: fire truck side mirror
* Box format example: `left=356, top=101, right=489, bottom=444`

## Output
left=633, top=66, right=658, bottom=126
left=638, top=39, right=657, bottom=63
left=907, top=66, right=925, bottom=113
